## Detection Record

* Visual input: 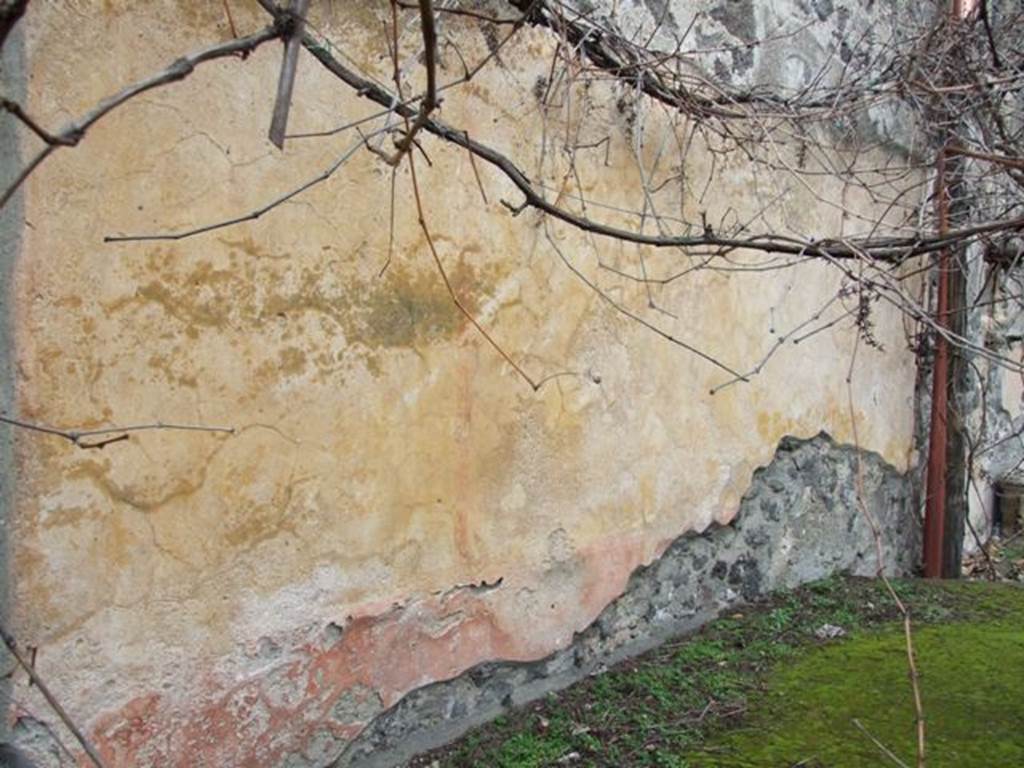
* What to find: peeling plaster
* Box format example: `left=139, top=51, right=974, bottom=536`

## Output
left=337, top=432, right=918, bottom=767
left=2, top=2, right=922, bottom=766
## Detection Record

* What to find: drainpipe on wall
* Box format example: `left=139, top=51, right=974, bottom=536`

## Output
left=923, top=0, right=973, bottom=578
left=923, top=147, right=951, bottom=579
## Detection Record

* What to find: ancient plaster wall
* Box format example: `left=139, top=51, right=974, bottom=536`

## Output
left=2, top=2, right=920, bottom=766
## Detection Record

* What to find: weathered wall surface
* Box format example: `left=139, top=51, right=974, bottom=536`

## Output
left=954, top=242, right=1024, bottom=549
left=340, top=433, right=918, bottom=768
left=1, top=2, right=919, bottom=766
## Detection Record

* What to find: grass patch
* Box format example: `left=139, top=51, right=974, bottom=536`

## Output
left=410, top=577, right=1024, bottom=767
left=694, top=615, right=1023, bottom=766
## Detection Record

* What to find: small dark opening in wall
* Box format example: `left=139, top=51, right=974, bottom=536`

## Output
left=994, top=481, right=1023, bottom=538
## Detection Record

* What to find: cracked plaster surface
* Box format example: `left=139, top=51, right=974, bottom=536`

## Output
left=3, top=2, right=918, bottom=765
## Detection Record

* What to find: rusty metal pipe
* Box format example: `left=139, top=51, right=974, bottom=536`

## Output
left=923, top=147, right=951, bottom=578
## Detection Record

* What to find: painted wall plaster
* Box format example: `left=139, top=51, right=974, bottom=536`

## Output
left=1, top=2, right=920, bottom=765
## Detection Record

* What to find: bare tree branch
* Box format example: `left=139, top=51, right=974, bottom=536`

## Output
left=287, top=10, right=1024, bottom=262
left=846, top=362, right=926, bottom=768
left=1, top=98, right=73, bottom=145
left=852, top=718, right=912, bottom=768
left=0, top=414, right=234, bottom=449
left=268, top=0, right=310, bottom=149
left=0, top=624, right=107, bottom=768
left=382, top=0, right=439, bottom=167
left=0, top=24, right=282, bottom=211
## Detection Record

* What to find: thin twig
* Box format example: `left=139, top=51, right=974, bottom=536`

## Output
left=395, top=1, right=520, bottom=25
left=0, top=625, right=107, bottom=768
left=105, top=130, right=384, bottom=242
left=383, top=0, right=439, bottom=166
left=406, top=145, right=544, bottom=389
left=464, top=130, right=489, bottom=205
left=852, top=719, right=912, bottom=768
left=221, top=0, right=238, bottom=39
left=846, top=347, right=926, bottom=768
left=0, top=414, right=234, bottom=449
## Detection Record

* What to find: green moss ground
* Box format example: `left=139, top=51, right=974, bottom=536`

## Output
left=409, top=577, right=1024, bottom=768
